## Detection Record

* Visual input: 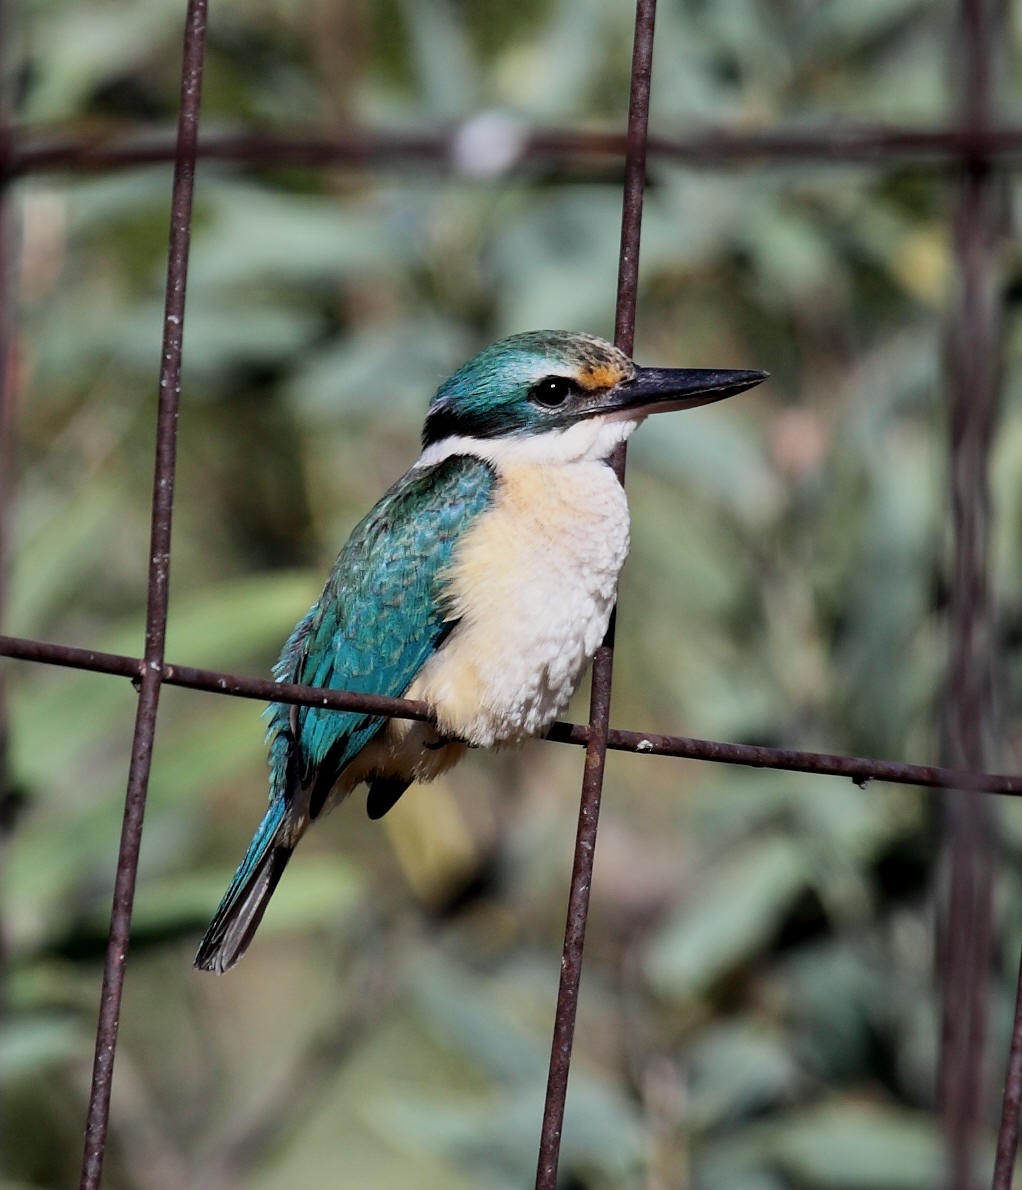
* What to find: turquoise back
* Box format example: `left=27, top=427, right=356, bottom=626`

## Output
left=266, top=453, right=496, bottom=804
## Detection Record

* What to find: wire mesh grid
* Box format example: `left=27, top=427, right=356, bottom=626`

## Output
left=1, top=0, right=1021, bottom=1186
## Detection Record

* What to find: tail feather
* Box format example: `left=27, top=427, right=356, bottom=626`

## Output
left=194, top=796, right=294, bottom=974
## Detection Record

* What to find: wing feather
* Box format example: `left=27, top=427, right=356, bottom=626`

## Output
left=267, top=453, right=495, bottom=801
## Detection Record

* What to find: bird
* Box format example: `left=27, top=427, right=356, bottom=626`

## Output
left=194, top=330, right=766, bottom=972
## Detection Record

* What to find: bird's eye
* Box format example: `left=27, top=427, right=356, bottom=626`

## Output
left=528, top=376, right=579, bottom=408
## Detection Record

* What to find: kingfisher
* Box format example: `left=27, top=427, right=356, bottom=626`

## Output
left=194, top=330, right=765, bottom=972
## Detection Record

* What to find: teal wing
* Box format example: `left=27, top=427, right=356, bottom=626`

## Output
left=268, top=452, right=496, bottom=809
left=195, top=453, right=494, bottom=972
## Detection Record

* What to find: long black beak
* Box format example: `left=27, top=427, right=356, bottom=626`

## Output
left=600, top=366, right=768, bottom=418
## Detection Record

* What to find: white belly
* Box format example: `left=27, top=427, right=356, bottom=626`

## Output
left=405, top=459, right=630, bottom=746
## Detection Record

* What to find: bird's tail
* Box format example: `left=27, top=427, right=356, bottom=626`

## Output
left=194, top=795, right=295, bottom=974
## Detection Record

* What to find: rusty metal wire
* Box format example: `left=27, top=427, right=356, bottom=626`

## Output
left=536, top=4, right=657, bottom=1183
left=994, top=941, right=1022, bottom=1189
left=2, top=632, right=1022, bottom=798
left=0, top=0, right=1020, bottom=1186
left=77, top=0, right=208, bottom=1185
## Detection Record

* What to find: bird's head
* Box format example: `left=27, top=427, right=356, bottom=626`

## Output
left=421, top=330, right=766, bottom=463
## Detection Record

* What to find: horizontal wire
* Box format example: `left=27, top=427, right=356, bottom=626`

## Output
left=2, top=632, right=1019, bottom=797
left=5, top=122, right=1022, bottom=178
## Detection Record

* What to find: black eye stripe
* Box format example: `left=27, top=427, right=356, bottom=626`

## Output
left=528, top=375, right=580, bottom=408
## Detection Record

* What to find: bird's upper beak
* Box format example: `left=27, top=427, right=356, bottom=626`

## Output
left=597, top=366, right=768, bottom=419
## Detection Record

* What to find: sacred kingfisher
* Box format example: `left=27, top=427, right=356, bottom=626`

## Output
left=195, top=330, right=765, bottom=972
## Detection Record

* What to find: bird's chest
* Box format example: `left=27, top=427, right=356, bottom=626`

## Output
left=407, top=460, right=630, bottom=745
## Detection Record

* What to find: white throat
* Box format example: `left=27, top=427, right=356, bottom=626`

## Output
left=416, top=415, right=640, bottom=471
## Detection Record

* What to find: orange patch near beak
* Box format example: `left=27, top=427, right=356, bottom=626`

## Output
left=576, top=363, right=628, bottom=392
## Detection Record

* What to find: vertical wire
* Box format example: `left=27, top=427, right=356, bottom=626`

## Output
left=993, top=940, right=1022, bottom=1189
left=0, top=0, right=15, bottom=1130
left=77, top=0, right=208, bottom=1185
left=0, top=0, right=11, bottom=780
left=941, top=1, right=1003, bottom=1186
left=535, top=3, right=657, bottom=1186
left=975, top=0, right=1022, bottom=1178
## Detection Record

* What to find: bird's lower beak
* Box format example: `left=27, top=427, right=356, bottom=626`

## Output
left=599, top=366, right=768, bottom=419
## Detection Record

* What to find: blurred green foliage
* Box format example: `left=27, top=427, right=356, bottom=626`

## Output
left=3, top=0, right=1022, bottom=1187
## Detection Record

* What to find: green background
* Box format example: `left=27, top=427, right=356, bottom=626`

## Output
left=4, top=0, right=1022, bottom=1186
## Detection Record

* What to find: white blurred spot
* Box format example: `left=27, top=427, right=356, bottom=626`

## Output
left=451, top=111, right=527, bottom=178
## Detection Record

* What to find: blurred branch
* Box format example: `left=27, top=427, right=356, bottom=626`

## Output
left=7, top=121, right=1022, bottom=178
left=939, top=2, right=1006, bottom=1186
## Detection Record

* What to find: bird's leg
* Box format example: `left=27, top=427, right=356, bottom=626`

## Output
left=425, top=734, right=460, bottom=751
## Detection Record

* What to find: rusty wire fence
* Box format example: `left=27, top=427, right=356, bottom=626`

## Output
left=2, top=0, right=1022, bottom=1186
